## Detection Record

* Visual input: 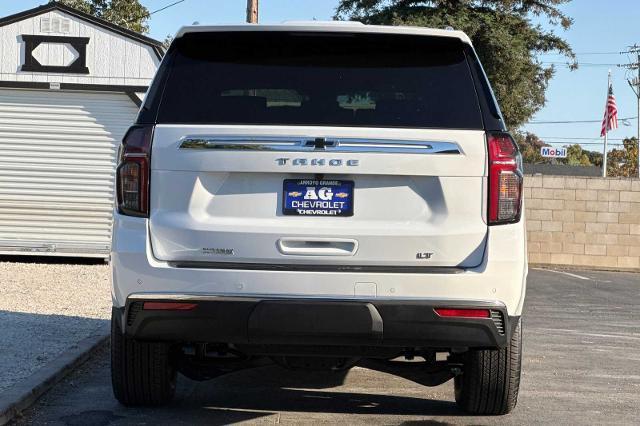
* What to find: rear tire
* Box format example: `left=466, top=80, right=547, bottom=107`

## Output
left=110, top=309, right=176, bottom=406
left=454, top=318, right=522, bottom=415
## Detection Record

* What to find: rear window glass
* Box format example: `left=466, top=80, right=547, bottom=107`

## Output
left=157, top=32, right=483, bottom=129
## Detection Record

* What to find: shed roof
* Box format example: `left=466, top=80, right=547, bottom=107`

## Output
left=0, top=2, right=164, bottom=57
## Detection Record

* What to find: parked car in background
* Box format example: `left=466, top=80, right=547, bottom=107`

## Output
left=110, top=22, right=527, bottom=415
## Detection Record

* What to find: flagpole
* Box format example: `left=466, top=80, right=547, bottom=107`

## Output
left=603, top=70, right=611, bottom=178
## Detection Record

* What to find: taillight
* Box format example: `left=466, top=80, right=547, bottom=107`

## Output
left=116, top=125, right=153, bottom=217
left=487, top=132, right=523, bottom=225
left=434, top=308, right=490, bottom=318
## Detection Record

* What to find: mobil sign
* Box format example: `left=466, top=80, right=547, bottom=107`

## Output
left=540, top=146, right=567, bottom=158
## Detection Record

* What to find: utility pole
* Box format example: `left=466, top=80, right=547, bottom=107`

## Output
left=246, top=0, right=259, bottom=23
left=620, top=44, right=640, bottom=178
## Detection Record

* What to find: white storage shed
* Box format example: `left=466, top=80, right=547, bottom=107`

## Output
left=0, top=3, right=163, bottom=257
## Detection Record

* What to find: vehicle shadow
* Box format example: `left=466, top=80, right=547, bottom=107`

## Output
left=16, top=341, right=472, bottom=424
left=0, top=310, right=108, bottom=394
left=164, top=363, right=467, bottom=420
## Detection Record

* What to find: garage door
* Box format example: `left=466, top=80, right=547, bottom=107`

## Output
left=0, top=89, right=139, bottom=257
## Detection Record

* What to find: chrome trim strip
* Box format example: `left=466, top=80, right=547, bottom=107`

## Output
left=167, top=261, right=466, bottom=274
left=178, top=136, right=462, bottom=155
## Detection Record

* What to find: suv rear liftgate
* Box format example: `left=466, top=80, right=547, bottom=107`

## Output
left=144, top=31, right=495, bottom=271
left=111, top=26, right=524, bottom=415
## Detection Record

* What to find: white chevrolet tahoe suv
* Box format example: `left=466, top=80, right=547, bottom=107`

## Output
left=111, top=22, right=527, bottom=415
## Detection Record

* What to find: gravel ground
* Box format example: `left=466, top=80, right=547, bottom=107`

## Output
left=0, top=259, right=111, bottom=394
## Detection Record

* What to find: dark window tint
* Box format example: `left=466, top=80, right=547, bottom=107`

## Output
left=156, top=32, right=483, bottom=129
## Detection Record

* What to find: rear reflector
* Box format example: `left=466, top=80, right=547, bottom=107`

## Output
left=143, top=302, right=198, bottom=311
left=434, top=308, right=490, bottom=318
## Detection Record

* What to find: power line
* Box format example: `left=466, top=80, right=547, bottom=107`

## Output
left=539, top=51, right=620, bottom=56
left=540, top=61, right=618, bottom=67
left=539, top=141, right=626, bottom=146
left=542, top=142, right=626, bottom=146
left=150, top=0, right=186, bottom=16
left=523, top=139, right=628, bottom=146
left=527, top=116, right=638, bottom=124
left=537, top=136, right=627, bottom=141
left=125, top=0, right=186, bottom=24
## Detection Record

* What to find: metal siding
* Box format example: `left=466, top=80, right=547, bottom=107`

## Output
left=0, top=88, right=137, bottom=256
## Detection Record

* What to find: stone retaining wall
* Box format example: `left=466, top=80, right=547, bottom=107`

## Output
left=524, top=175, right=640, bottom=270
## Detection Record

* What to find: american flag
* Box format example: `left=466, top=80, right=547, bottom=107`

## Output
left=600, top=83, right=618, bottom=137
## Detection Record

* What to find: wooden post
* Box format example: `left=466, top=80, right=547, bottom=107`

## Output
left=246, top=0, right=258, bottom=23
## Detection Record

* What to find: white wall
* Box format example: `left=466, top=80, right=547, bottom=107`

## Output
left=0, top=9, right=159, bottom=86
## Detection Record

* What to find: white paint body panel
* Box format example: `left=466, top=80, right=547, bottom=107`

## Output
left=112, top=214, right=527, bottom=315
left=149, top=126, right=488, bottom=267
left=0, top=89, right=138, bottom=256
left=114, top=123, right=526, bottom=314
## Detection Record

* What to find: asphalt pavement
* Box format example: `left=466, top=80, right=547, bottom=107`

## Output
left=14, top=268, right=640, bottom=425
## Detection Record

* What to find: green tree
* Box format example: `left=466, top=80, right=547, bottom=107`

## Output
left=335, top=0, right=575, bottom=129
left=562, top=144, right=592, bottom=166
left=163, top=34, right=174, bottom=49
left=52, top=0, right=150, bottom=34
left=586, top=149, right=602, bottom=168
left=514, top=132, right=548, bottom=164
left=607, top=137, right=638, bottom=177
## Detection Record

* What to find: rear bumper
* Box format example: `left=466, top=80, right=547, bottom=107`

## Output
left=111, top=214, right=528, bottom=317
left=119, top=295, right=515, bottom=349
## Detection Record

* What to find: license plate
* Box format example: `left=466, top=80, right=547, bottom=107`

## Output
left=283, top=179, right=354, bottom=216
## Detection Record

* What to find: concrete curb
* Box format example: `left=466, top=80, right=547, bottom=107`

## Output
left=0, top=325, right=109, bottom=425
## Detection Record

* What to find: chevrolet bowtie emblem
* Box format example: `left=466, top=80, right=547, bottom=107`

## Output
left=304, top=138, right=337, bottom=150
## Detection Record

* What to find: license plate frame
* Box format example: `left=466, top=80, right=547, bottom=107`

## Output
left=282, top=179, right=354, bottom=217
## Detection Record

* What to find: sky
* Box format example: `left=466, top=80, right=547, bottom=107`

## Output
left=2, top=0, right=640, bottom=152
